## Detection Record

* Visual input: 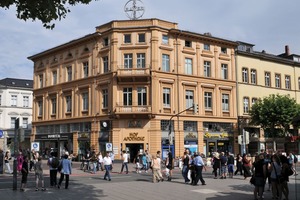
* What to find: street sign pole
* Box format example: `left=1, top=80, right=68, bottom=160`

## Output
left=13, top=118, right=19, bottom=190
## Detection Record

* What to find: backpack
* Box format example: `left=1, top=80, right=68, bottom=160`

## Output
left=51, top=157, right=60, bottom=168
left=294, top=154, right=298, bottom=164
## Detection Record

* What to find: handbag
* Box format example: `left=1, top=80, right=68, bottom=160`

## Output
left=286, top=166, right=294, bottom=176
left=250, top=175, right=256, bottom=185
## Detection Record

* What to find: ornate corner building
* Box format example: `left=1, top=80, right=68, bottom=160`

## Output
left=28, top=19, right=239, bottom=160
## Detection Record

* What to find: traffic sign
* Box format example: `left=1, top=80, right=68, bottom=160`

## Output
left=31, top=142, right=40, bottom=152
left=106, top=143, right=113, bottom=151
left=0, top=130, right=3, bottom=138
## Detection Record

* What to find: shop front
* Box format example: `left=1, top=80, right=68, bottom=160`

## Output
left=34, top=133, right=72, bottom=158
left=203, top=122, right=234, bottom=156
left=184, top=132, right=198, bottom=156
left=77, top=132, right=90, bottom=161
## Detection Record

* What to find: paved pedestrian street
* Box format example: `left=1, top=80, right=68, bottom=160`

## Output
left=0, top=161, right=299, bottom=200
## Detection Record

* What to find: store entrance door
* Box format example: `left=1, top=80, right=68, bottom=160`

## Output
left=126, top=143, right=144, bottom=163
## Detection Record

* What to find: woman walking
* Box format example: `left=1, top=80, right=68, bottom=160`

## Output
left=269, top=154, right=282, bottom=200
left=34, top=157, right=46, bottom=191
left=242, top=154, right=252, bottom=179
left=165, top=151, right=174, bottom=181
left=234, top=154, right=243, bottom=176
left=4, top=151, right=12, bottom=174
left=58, top=152, right=72, bottom=189
left=212, top=153, right=220, bottom=179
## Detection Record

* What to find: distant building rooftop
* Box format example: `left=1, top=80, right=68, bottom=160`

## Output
left=0, top=78, right=33, bottom=89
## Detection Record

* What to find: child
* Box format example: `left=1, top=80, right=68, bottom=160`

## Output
left=20, top=156, right=29, bottom=191
left=34, top=157, right=46, bottom=191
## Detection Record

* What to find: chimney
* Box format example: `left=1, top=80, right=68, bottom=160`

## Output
left=285, top=45, right=290, bottom=56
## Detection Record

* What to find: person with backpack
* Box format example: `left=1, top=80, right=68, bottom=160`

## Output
left=219, top=152, right=228, bottom=179
left=288, top=152, right=298, bottom=176
left=47, top=151, right=59, bottom=187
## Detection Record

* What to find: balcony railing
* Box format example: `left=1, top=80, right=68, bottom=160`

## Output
left=117, top=65, right=151, bottom=76
left=115, top=102, right=151, bottom=113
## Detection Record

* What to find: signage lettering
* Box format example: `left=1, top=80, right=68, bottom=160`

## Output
left=48, top=134, right=60, bottom=139
left=124, top=132, right=145, bottom=141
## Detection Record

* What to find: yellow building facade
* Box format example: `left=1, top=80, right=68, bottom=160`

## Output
left=28, top=19, right=238, bottom=160
left=236, top=42, right=300, bottom=155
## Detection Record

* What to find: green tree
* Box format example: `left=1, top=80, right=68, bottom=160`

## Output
left=1, top=0, right=95, bottom=29
left=249, top=94, right=300, bottom=150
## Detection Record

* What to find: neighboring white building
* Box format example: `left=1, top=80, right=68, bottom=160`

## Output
left=0, top=78, right=33, bottom=152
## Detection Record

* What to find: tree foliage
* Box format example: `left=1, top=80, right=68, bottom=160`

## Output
left=249, top=94, right=300, bottom=137
left=1, top=0, right=94, bottom=29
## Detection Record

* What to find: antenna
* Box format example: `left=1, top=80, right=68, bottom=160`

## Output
left=124, top=0, right=145, bottom=20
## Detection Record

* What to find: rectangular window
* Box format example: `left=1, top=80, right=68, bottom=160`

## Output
left=124, top=54, right=133, bottom=69
left=39, top=74, right=43, bottom=88
left=243, top=97, right=249, bottom=113
left=275, top=74, right=281, bottom=88
left=123, top=88, right=132, bottom=106
left=22, top=118, right=28, bottom=129
left=265, top=72, right=270, bottom=87
left=137, top=87, right=147, bottom=105
left=102, top=89, right=108, bottom=108
left=11, top=95, right=17, bottom=107
left=242, top=68, right=248, bottom=83
left=183, top=121, right=197, bottom=132
left=204, top=92, right=212, bottom=110
left=185, top=40, right=192, bottom=47
left=38, top=100, right=43, bottom=116
left=103, top=37, right=109, bottom=46
left=221, top=64, right=228, bottom=79
left=162, top=54, right=170, bottom=72
left=103, top=56, right=109, bottom=73
left=251, top=69, right=256, bottom=84
left=252, top=98, right=257, bottom=105
left=163, top=88, right=170, bottom=108
left=204, top=61, right=211, bottom=77
left=52, top=70, right=57, bottom=85
left=11, top=117, right=16, bottom=129
left=138, top=33, right=145, bottom=43
left=221, top=47, right=227, bottom=54
left=23, top=96, right=29, bottom=108
left=66, top=96, right=72, bottom=113
left=51, top=97, right=57, bottom=114
left=67, top=66, right=72, bottom=81
left=162, top=35, right=169, bottom=44
left=0, top=95, right=1, bottom=106
left=204, top=44, right=210, bottom=51
left=185, top=58, right=192, bottom=75
left=124, top=34, right=131, bottom=43
left=137, top=53, right=145, bottom=68
left=186, top=90, right=194, bottom=109
left=285, top=75, right=291, bottom=89
left=83, top=61, right=89, bottom=78
left=222, top=94, right=229, bottom=111
left=82, top=92, right=89, bottom=111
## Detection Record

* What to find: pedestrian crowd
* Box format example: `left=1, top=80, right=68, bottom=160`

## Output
left=1, top=146, right=298, bottom=200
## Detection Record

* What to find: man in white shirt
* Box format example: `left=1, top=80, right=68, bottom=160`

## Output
left=103, top=152, right=112, bottom=181
left=120, top=150, right=129, bottom=174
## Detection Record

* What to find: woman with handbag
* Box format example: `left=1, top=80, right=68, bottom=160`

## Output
left=269, top=154, right=283, bottom=200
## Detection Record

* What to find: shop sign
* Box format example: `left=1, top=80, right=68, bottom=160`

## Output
left=204, top=132, right=231, bottom=138
left=208, top=142, right=215, bottom=146
left=218, top=142, right=224, bottom=146
left=185, top=132, right=197, bottom=139
left=123, top=132, right=145, bottom=141
left=79, top=132, right=90, bottom=138
left=48, top=134, right=60, bottom=139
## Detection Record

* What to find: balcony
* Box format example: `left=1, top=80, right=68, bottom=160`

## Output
left=114, top=102, right=152, bottom=119
left=116, top=65, right=151, bottom=82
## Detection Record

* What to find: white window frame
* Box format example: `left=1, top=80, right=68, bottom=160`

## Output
left=265, top=72, right=270, bottom=87
left=83, top=61, right=89, bottom=78
left=52, top=70, right=57, bottom=85
left=66, top=96, right=72, bottom=113
left=221, top=64, right=228, bottom=79
left=222, top=94, right=229, bottom=111
left=22, top=118, right=28, bottom=129
left=51, top=97, right=57, bottom=115
left=163, top=88, right=170, bottom=108
left=11, top=95, right=17, bottom=107
left=137, top=53, right=145, bottom=68
left=137, top=87, right=147, bottom=106
left=204, top=61, right=211, bottom=77
left=124, top=54, right=133, bottom=69
left=243, top=97, right=249, bottom=113
left=162, top=54, right=170, bottom=72
left=251, top=69, right=256, bottom=84
left=23, top=96, right=29, bottom=108
left=275, top=74, right=281, bottom=88
left=67, top=66, right=72, bottom=81
left=185, top=58, right=193, bottom=75
left=82, top=92, right=89, bottom=111
left=242, top=68, right=248, bottom=83
left=162, top=35, right=169, bottom=45
left=285, top=75, right=291, bottom=89
left=38, top=101, right=43, bottom=116
left=186, top=90, right=194, bottom=109
left=204, top=92, right=212, bottom=110
left=123, top=88, right=132, bottom=106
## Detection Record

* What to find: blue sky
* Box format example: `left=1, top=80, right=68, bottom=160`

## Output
left=0, top=0, right=299, bottom=80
